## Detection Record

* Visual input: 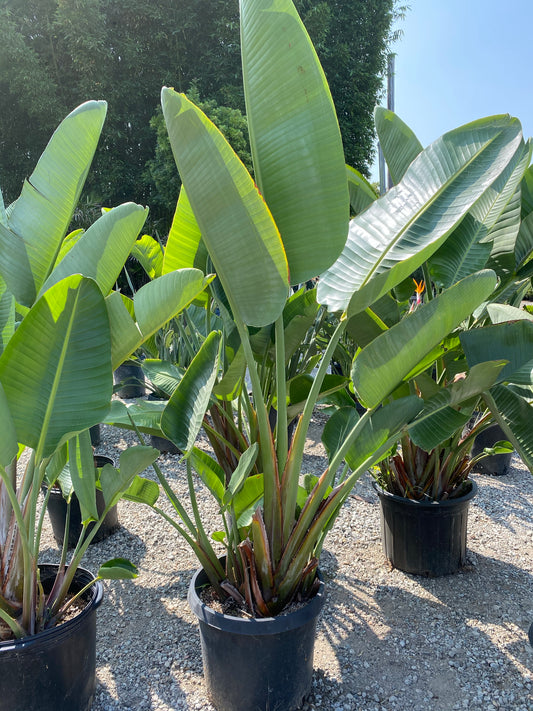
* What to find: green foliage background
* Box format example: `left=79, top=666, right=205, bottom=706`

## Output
left=0, top=0, right=398, bottom=232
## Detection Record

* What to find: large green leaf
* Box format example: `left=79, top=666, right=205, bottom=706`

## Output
left=190, top=448, right=225, bottom=504
left=515, top=210, right=533, bottom=270
left=233, top=474, right=264, bottom=527
left=163, top=187, right=208, bottom=273
left=521, top=164, right=533, bottom=217
left=408, top=361, right=506, bottom=450
left=222, top=443, right=259, bottom=506
left=340, top=397, right=423, bottom=472
left=123, top=476, right=160, bottom=506
left=106, top=269, right=211, bottom=369
left=485, top=385, right=533, bottom=471
left=161, top=331, right=222, bottom=453
left=161, top=89, right=288, bottom=327
left=318, top=116, right=523, bottom=316
left=0, top=101, right=106, bottom=307
left=428, top=213, right=494, bottom=289
left=134, top=269, right=211, bottom=339
left=374, top=107, right=423, bottom=185
left=430, top=140, right=531, bottom=288
left=67, top=430, right=98, bottom=521
left=39, top=203, right=148, bottom=298
left=131, top=234, right=164, bottom=280
left=321, top=406, right=359, bottom=465
left=240, top=0, right=349, bottom=283
left=212, top=346, right=246, bottom=400
left=345, top=296, right=400, bottom=350
left=0, top=275, right=111, bottom=458
left=0, top=382, right=18, bottom=467
left=102, top=399, right=166, bottom=436
left=461, top=319, right=533, bottom=385
left=105, top=292, right=143, bottom=371
left=352, top=270, right=497, bottom=408
left=97, top=559, right=138, bottom=580
left=346, top=166, right=379, bottom=215
left=100, top=446, right=159, bottom=509
left=486, top=183, right=526, bottom=279
left=141, top=359, right=183, bottom=397
left=488, top=303, right=533, bottom=324
left=0, top=279, right=15, bottom=356
left=68, top=430, right=98, bottom=522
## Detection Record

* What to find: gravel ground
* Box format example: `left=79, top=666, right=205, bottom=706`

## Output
left=39, top=412, right=533, bottom=711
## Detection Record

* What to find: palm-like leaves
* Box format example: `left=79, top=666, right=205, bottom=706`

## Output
left=375, top=107, right=423, bottom=185
left=162, top=90, right=289, bottom=328
left=0, top=102, right=106, bottom=307
left=0, top=275, right=111, bottom=458
left=352, top=270, right=498, bottom=408
left=318, top=115, right=523, bottom=316
left=241, top=0, right=349, bottom=283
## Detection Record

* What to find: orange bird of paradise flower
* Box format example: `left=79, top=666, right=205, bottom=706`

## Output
left=409, top=279, right=425, bottom=312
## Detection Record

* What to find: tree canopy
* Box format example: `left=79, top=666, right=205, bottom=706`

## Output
left=0, top=0, right=398, bottom=231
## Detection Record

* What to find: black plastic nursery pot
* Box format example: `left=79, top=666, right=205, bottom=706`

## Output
left=113, top=361, right=145, bottom=398
left=373, top=480, right=478, bottom=577
left=188, top=564, right=326, bottom=711
left=46, top=456, right=119, bottom=548
left=150, top=433, right=181, bottom=455
left=0, top=565, right=103, bottom=711
left=471, top=423, right=514, bottom=476
left=89, top=423, right=101, bottom=446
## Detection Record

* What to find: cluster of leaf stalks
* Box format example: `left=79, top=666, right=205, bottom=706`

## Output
left=377, top=415, right=508, bottom=501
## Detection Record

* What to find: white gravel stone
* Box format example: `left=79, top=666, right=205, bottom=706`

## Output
left=37, top=411, right=533, bottom=711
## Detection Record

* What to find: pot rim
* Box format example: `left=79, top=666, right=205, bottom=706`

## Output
left=0, top=565, right=103, bottom=651
left=188, top=564, right=325, bottom=636
left=372, top=478, right=478, bottom=508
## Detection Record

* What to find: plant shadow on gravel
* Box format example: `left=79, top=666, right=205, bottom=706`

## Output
left=470, top=470, right=533, bottom=533
left=312, top=551, right=533, bottom=710
left=94, top=565, right=205, bottom=710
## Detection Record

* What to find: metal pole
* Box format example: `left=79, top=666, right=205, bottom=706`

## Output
left=386, top=54, right=395, bottom=191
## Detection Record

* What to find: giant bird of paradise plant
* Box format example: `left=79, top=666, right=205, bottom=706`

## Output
left=344, top=106, right=533, bottom=487
left=119, top=0, right=532, bottom=618
left=0, top=101, right=212, bottom=638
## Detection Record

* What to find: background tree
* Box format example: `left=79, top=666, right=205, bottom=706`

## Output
left=0, top=0, right=400, bottom=233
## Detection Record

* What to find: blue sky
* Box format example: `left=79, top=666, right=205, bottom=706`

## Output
left=372, top=0, right=533, bottom=178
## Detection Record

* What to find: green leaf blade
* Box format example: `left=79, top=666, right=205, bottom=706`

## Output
left=0, top=101, right=107, bottom=306
left=161, top=89, right=288, bottom=327
left=352, top=270, right=497, bottom=408
left=0, top=275, right=112, bottom=457
left=241, top=0, right=349, bottom=283
left=98, top=558, right=138, bottom=580
left=161, top=331, right=222, bottom=453
left=318, top=116, right=523, bottom=315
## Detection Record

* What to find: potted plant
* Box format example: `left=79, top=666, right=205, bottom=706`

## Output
left=44, top=454, right=119, bottom=548
left=0, top=101, right=211, bottom=711
left=107, top=2, right=527, bottom=710
left=372, top=427, right=491, bottom=577
left=113, top=356, right=146, bottom=399
left=0, top=274, right=161, bottom=711
left=342, top=107, right=533, bottom=575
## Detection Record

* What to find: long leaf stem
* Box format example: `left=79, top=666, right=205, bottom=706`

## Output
left=275, top=315, right=288, bottom=475
left=233, top=314, right=281, bottom=556
left=422, top=262, right=433, bottom=301
left=280, top=316, right=347, bottom=542
left=175, top=313, right=197, bottom=363
left=186, top=457, right=217, bottom=560
left=0, top=607, right=26, bottom=639
left=151, top=505, right=225, bottom=593
left=152, top=458, right=198, bottom=537
left=0, top=458, right=35, bottom=634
